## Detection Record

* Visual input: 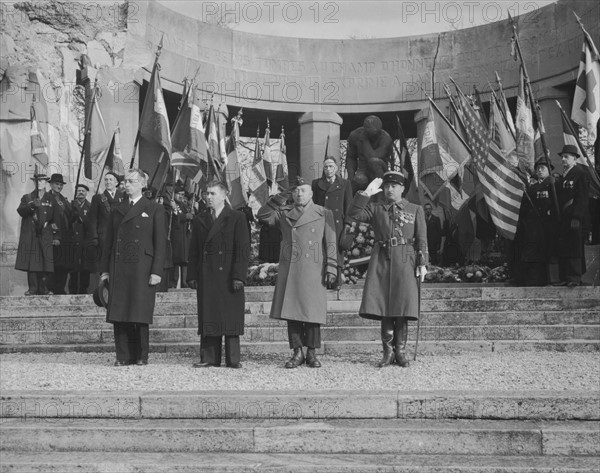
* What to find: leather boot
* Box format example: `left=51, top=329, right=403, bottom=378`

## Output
left=305, top=348, right=321, bottom=368
left=377, top=318, right=395, bottom=368
left=285, top=347, right=304, bottom=369
left=394, top=318, right=410, bottom=367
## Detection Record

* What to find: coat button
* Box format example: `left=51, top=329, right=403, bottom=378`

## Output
left=305, top=253, right=310, bottom=258
left=134, top=239, right=139, bottom=243
left=135, top=225, right=140, bottom=229
left=308, top=240, right=312, bottom=244
left=311, top=228, right=315, bottom=232
left=218, top=251, right=222, bottom=255
left=219, top=267, right=223, bottom=271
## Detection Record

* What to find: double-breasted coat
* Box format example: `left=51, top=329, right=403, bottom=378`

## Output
left=49, top=191, right=74, bottom=270
left=100, top=197, right=166, bottom=325
left=348, top=194, right=428, bottom=321
left=187, top=206, right=250, bottom=336
left=557, top=164, right=590, bottom=260
left=86, top=189, right=124, bottom=272
left=257, top=199, right=338, bottom=325
left=15, top=190, right=60, bottom=273
left=311, top=175, right=353, bottom=266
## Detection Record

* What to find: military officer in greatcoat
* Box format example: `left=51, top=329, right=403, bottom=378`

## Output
left=100, top=169, right=166, bottom=366
left=15, top=172, right=60, bottom=295
left=68, top=184, right=92, bottom=294
left=312, top=156, right=353, bottom=285
left=46, top=173, right=73, bottom=295
left=555, top=145, right=590, bottom=287
left=258, top=177, right=338, bottom=369
left=348, top=172, right=428, bottom=368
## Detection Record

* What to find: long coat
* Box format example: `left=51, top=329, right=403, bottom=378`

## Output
left=69, top=199, right=91, bottom=271
left=15, top=191, right=60, bottom=273
left=86, top=189, right=124, bottom=272
left=170, top=200, right=193, bottom=265
left=257, top=199, right=338, bottom=325
left=100, top=197, right=166, bottom=325
left=49, top=191, right=73, bottom=269
left=187, top=206, right=250, bottom=336
left=348, top=194, right=428, bottom=321
left=557, top=164, right=590, bottom=260
left=312, top=175, right=353, bottom=266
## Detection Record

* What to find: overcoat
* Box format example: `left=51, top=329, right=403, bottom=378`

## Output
left=85, top=189, right=124, bottom=272
left=257, top=199, right=338, bottom=325
left=170, top=200, right=192, bottom=265
left=187, top=206, right=250, bottom=336
left=15, top=191, right=60, bottom=273
left=64, top=198, right=91, bottom=271
left=311, top=175, right=353, bottom=266
left=348, top=193, right=428, bottom=321
left=49, top=191, right=74, bottom=269
left=100, top=197, right=166, bottom=325
left=557, top=164, right=590, bottom=260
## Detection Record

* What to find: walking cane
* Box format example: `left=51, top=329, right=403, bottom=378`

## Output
left=414, top=250, right=424, bottom=361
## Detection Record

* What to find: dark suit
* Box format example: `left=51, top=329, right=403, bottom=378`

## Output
left=187, top=206, right=250, bottom=366
left=48, top=191, right=73, bottom=294
left=68, top=198, right=91, bottom=294
left=425, top=213, right=442, bottom=266
left=101, top=196, right=166, bottom=363
left=86, top=189, right=124, bottom=272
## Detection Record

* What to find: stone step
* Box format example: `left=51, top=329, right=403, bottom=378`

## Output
left=2, top=390, right=597, bottom=421
left=3, top=298, right=599, bottom=319
left=1, top=452, right=599, bottom=473
left=2, top=310, right=599, bottom=328
left=2, top=339, right=599, bottom=355
left=3, top=324, right=598, bottom=345
left=1, top=418, right=598, bottom=455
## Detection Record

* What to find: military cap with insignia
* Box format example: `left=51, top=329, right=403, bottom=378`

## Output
left=382, top=171, right=405, bottom=186
left=290, top=176, right=311, bottom=189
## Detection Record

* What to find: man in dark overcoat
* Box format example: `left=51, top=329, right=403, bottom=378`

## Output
left=423, top=203, right=442, bottom=266
left=68, top=184, right=92, bottom=294
left=46, top=173, right=73, bottom=294
left=86, top=172, right=123, bottom=274
left=15, top=172, right=60, bottom=295
left=100, top=169, right=166, bottom=366
left=348, top=172, right=428, bottom=368
left=555, top=145, right=590, bottom=286
left=515, top=158, right=558, bottom=286
left=187, top=181, right=250, bottom=369
left=312, top=156, right=353, bottom=283
left=257, top=177, right=338, bottom=369
left=169, top=181, right=194, bottom=288
left=346, top=115, right=394, bottom=193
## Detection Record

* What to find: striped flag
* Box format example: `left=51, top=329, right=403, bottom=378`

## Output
left=84, top=87, right=110, bottom=179
left=571, top=20, right=600, bottom=142
left=216, top=103, right=229, bottom=168
left=396, top=115, right=422, bottom=204
left=104, top=127, right=125, bottom=179
left=262, top=121, right=274, bottom=189
left=272, top=126, right=289, bottom=192
left=30, top=103, right=49, bottom=166
left=457, top=88, right=524, bottom=240
left=204, top=104, right=224, bottom=182
left=138, top=61, right=171, bottom=186
left=224, top=112, right=247, bottom=209
left=495, top=71, right=516, bottom=136
left=245, top=129, right=268, bottom=206
left=515, top=67, right=535, bottom=172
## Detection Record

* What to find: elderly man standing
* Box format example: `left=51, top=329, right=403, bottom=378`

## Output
left=348, top=172, right=428, bottom=368
left=258, top=177, right=338, bottom=369
left=187, top=181, right=250, bottom=369
left=47, top=173, right=73, bottom=295
left=100, top=169, right=166, bottom=366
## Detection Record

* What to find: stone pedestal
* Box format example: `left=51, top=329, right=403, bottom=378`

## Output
left=298, top=112, right=343, bottom=181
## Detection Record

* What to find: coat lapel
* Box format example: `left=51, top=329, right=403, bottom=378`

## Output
left=120, top=197, right=148, bottom=223
left=206, top=206, right=230, bottom=242
left=294, top=202, right=321, bottom=227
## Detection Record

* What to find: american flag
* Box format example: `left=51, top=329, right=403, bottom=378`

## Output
left=456, top=90, right=523, bottom=240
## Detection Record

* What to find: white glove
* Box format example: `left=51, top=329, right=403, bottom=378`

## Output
left=416, top=265, right=427, bottom=282
left=363, top=178, right=383, bottom=197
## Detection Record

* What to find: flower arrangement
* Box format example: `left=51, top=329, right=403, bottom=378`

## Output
left=341, top=221, right=374, bottom=285
left=247, top=262, right=279, bottom=286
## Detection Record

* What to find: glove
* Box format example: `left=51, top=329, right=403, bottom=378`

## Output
left=149, top=274, right=162, bottom=286
left=416, top=265, right=427, bottom=283
left=52, top=239, right=60, bottom=246
left=232, top=279, right=244, bottom=292
left=325, top=273, right=337, bottom=289
left=187, top=280, right=198, bottom=290
left=570, top=219, right=580, bottom=230
left=363, top=178, right=383, bottom=197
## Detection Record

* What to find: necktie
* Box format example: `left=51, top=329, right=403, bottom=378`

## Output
left=130, top=200, right=134, bottom=207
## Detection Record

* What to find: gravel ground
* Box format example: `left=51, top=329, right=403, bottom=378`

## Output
left=1, top=351, right=599, bottom=391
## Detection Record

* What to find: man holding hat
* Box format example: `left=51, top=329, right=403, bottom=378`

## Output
left=15, top=172, right=60, bottom=295
left=348, top=172, right=428, bottom=368
left=68, top=184, right=91, bottom=294
left=258, top=177, right=338, bottom=369
left=46, top=173, right=73, bottom=295
left=555, top=145, right=590, bottom=286
left=515, top=158, right=558, bottom=286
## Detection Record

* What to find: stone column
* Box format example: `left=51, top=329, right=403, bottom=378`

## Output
left=536, top=87, right=571, bottom=170
left=298, top=112, right=343, bottom=181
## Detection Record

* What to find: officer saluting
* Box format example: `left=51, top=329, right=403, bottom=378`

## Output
left=348, top=172, right=428, bottom=368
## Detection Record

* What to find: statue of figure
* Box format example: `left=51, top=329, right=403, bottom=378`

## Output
left=346, top=115, right=394, bottom=193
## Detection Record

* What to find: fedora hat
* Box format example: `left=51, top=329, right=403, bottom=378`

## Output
left=48, top=173, right=67, bottom=185
left=92, top=278, right=109, bottom=308
left=558, top=144, right=580, bottom=158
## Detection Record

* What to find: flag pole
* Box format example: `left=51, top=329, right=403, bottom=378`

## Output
left=487, top=79, right=517, bottom=141
left=509, top=13, right=560, bottom=217
left=74, top=78, right=100, bottom=198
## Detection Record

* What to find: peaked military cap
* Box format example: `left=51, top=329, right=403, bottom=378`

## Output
left=382, top=171, right=405, bottom=186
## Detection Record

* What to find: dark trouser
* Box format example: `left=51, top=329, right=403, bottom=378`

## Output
left=68, top=271, right=90, bottom=294
left=113, top=322, right=149, bottom=363
left=49, top=266, right=69, bottom=294
left=27, top=271, right=49, bottom=295
left=559, top=257, right=585, bottom=283
left=200, top=335, right=240, bottom=366
left=287, top=320, right=321, bottom=349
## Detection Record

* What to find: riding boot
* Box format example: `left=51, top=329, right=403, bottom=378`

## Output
left=285, top=347, right=305, bottom=369
left=377, top=318, right=395, bottom=368
left=305, top=348, right=321, bottom=368
left=394, top=317, right=410, bottom=367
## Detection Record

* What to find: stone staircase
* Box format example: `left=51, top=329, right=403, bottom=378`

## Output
left=1, top=285, right=599, bottom=355
left=1, top=390, right=599, bottom=472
